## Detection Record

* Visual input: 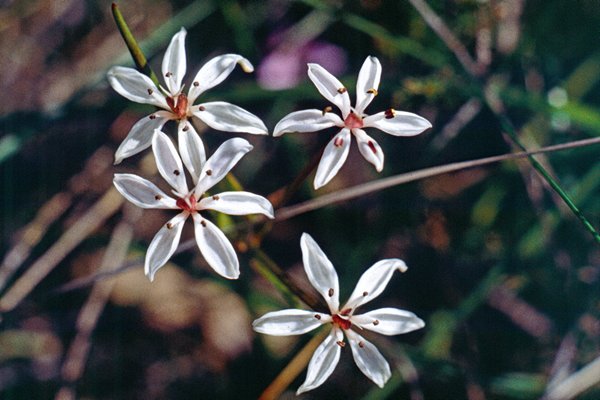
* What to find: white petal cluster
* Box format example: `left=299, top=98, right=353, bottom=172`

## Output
left=274, top=56, right=432, bottom=189
left=113, top=130, right=274, bottom=281
left=252, top=233, right=425, bottom=394
left=108, top=28, right=268, bottom=164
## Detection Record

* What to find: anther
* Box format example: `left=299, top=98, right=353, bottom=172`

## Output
left=367, top=88, right=378, bottom=95
left=368, top=141, right=377, bottom=154
left=200, top=220, right=207, bottom=227
left=373, top=320, right=380, bottom=326
left=336, top=340, right=346, bottom=348
left=154, top=195, right=162, bottom=200
left=322, top=106, right=333, bottom=115
left=193, top=81, right=199, bottom=87
left=197, top=105, right=206, bottom=111
left=149, top=114, right=156, bottom=120
left=147, top=88, right=154, bottom=95
left=165, top=72, right=173, bottom=78
left=166, top=222, right=173, bottom=229
left=334, top=137, right=344, bottom=147
left=358, top=341, right=365, bottom=348
left=385, top=108, right=396, bottom=119
left=328, top=288, right=334, bottom=297
left=206, top=169, right=213, bottom=176
left=314, top=314, right=321, bottom=320
left=362, top=291, right=369, bottom=297
left=212, top=195, right=220, bottom=200
left=337, top=87, right=347, bottom=94
left=183, top=125, right=189, bottom=131
left=173, top=169, right=180, bottom=176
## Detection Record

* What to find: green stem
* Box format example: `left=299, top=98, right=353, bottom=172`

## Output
left=111, top=3, right=160, bottom=87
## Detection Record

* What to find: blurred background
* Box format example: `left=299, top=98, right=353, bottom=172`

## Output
left=1, top=0, right=600, bottom=399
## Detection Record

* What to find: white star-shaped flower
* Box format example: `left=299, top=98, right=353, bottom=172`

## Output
left=108, top=27, right=268, bottom=164
left=252, top=233, right=424, bottom=394
left=113, top=129, right=274, bottom=281
left=273, top=56, right=432, bottom=189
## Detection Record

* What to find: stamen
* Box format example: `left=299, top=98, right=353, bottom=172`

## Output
left=173, top=169, right=180, bottom=176
left=166, top=222, right=173, bottom=229
left=182, top=125, right=189, bottom=131
left=154, top=195, right=162, bottom=200
left=314, top=314, right=321, bottom=320
left=337, top=87, right=347, bottom=94
left=322, top=106, right=333, bottom=115
left=384, top=108, right=396, bottom=119
left=165, top=72, right=173, bottom=78
left=339, top=308, right=351, bottom=316
left=193, top=81, right=199, bottom=87
left=373, top=320, right=380, bottom=326
left=200, top=220, right=207, bottom=227
left=197, top=105, right=206, bottom=111
left=362, top=291, right=369, bottom=296
left=367, top=88, right=378, bottom=95
left=368, top=141, right=377, bottom=154
left=212, top=195, right=220, bottom=200
left=206, top=169, right=213, bottom=176
left=147, top=88, right=154, bottom=95
left=358, top=341, right=365, bottom=348
left=328, top=288, right=334, bottom=297
left=334, top=136, right=344, bottom=147
left=336, top=340, right=346, bottom=348
left=149, top=114, right=156, bottom=120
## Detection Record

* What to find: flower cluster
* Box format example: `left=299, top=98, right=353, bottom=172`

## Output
left=109, top=27, right=427, bottom=393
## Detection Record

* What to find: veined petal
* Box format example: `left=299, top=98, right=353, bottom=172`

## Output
left=192, top=214, right=239, bottom=279
left=193, top=102, right=268, bottom=135
left=107, top=66, right=168, bottom=109
left=145, top=213, right=187, bottom=282
left=188, top=54, right=254, bottom=104
left=353, top=128, right=384, bottom=172
left=252, top=309, right=330, bottom=336
left=273, top=109, right=342, bottom=137
left=314, top=128, right=351, bottom=190
left=152, top=130, right=188, bottom=195
left=297, top=328, right=343, bottom=395
left=307, top=63, right=351, bottom=118
left=344, top=259, right=408, bottom=312
left=355, top=56, right=381, bottom=115
left=199, top=191, right=274, bottom=218
left=114, top=111, right=172, bottom=164
left=194, top=137, right=253, bottom=196
left=162, top=28, right=187, bottom=95
left=345, top=329, right=391, bottom=388
left=177, top=121, right=206, bottom=184
left=352, top=308, right=425, bottom=336
left=113, top=173, right=177, bottom=209
left=363, top=110, right=432, bottom=136
left=300, top=233, right=339, bottom=313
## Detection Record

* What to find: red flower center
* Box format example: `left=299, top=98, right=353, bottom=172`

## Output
left=344, top=112, right=363, bottom=129
left=166, top=93, right=189, bottom=119
left=332, top=314, right=352, bottom=330
left=176, top=194, right=197, bottom=213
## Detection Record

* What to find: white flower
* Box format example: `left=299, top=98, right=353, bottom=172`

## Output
left=108, top=27, right=268, bottom=164
left=273, top=56, right=432, bottom=189
left=113, top=129, right=274, bottom=281
left=252, top=233, right=424, bottom=394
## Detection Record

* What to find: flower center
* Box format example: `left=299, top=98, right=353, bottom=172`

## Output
left=344, top=111, right=363, bottom=130
left=332, top=314, right=352, bottom=330
left=166, top=93, right=189, bottom=119
left=176, top=194, right=197, bottom=213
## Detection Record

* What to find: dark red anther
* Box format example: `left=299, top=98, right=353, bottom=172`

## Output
left=368, top=141, right=377, bottom=154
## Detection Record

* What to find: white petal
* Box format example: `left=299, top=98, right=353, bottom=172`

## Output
left=113, top=173, right=177, bottom=209
left=363, top=110, right=432, bottom=136
left=252, top=309, right=330, bottom=336
left=151, top=130, right=188, bottom=195
left=161, top=28, right=187, bottom=95
left=193, top=138, right=253, bottom=196
left=307, top=63, right=351, bottom=117
left=343, top=259, right=408, bottom=312
left=355, top=56, right=381, bottom=115
left=297, top=328, right=343, bottom=395
left=145, top=213, right=187, bottom=282
left=199, top=191, right=274, bottom=218
left=114, top=111, right=172, bottom=164
left=192, top=102, right=268, bottom=135
left=187, top=54, right=254, bottom=104
left=300, top=233, right=339, bottom=313
left=107, top=66, right=168, bottom=109
left=353, top=128, right=384, bottom=172
left=177, top=120, right=206, bottom=184
left=346, top=329, right=391, bottom=388
left=273, top=109, right=342, bottom=137
left=193, top=214, right=239, bottom=279
left=314, top=128, right=351, bottom=190
left=352, top=308, right=425, bottom=336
